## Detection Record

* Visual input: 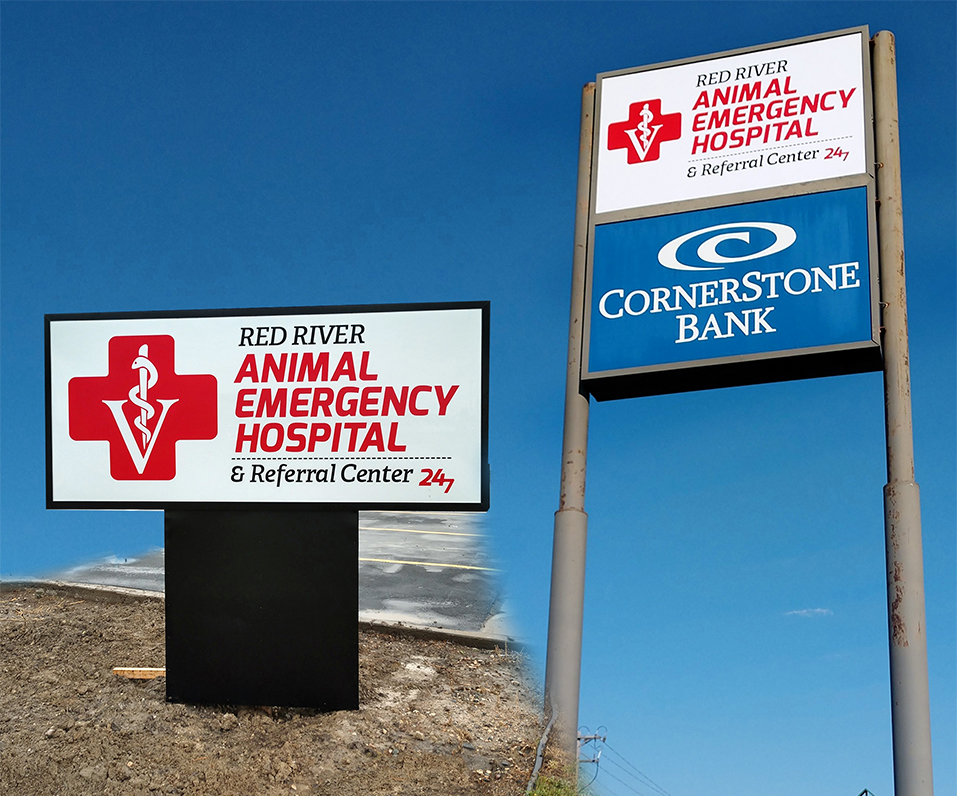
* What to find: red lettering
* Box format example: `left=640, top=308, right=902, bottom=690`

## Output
left=800, top=94, right=819, bottom=114
left=290, top=388, right=310, bottom=417
left=331, top=352, right=356, bottom=381
left=256, top=388, right=287, bottom=418
left=708, top=108, right=730, bottom=130
left=783, top=119, right=803, bottom=140
left=287, top=423, right=307, bottom=453
left=383, top=386, right=408, bottom=416
left=358, top=423, right=385, bottom=453
left=234, top=354, right=259, bottom=383
left=359, top=351, right=378, bottom=381
left=310, top=387, right=334, bottom=417
left=359, top=386, right=382, bottom=416
left=745, top=126, right=764, bottom=145
left=343, top=422, right=366, bottom=452
left=297, top=352, right=329, bottom=382
left=409, top=385, right=431, bottom=416
left=387, top=422, right=406, bottom=452
left=336, top=386, right=359, bottom=416
left=235, top=423, right=259, bottom=452
left=262, top=353, right=286, bottom=383
left=260, top=423, right=284, bottom=452
left=738, top=82, right=761, bottom=103
left=308, top=423, right=330, bottom=452
left=235, top=389, right=256, bottom=417
left=435, top=385, right=459, bottom=416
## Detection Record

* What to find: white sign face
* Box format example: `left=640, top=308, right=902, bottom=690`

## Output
left=595, top=31, right=867, bottom=215
left=47, top=304, right=488, bottom=509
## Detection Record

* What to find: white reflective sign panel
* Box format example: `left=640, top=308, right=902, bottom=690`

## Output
left=595, top=31, right=867, bottom=215
left=47, top=304, right=488, bottom=509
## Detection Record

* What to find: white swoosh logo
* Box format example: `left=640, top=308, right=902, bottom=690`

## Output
left=658, top=222, right=797, bottom=271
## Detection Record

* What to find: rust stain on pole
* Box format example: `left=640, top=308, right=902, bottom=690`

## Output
left=891, top=589, right=908, bottom=647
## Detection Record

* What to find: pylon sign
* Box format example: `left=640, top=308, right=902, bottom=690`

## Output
left=46, top=302, right=489, bottom=509
left=583, top=27, right=881, bottom=399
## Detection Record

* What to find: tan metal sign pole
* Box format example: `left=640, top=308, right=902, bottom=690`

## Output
left=872, top=30, right=935, bottom=796
left=544, top=82, right=595, bottom=768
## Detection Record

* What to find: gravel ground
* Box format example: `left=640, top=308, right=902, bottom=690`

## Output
left=0, top=584, right=544, bottom=796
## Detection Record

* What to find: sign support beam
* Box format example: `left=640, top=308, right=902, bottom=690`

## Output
left=872, top=30, right=935, bottom=796
left=164, top=508, right=359, bottom=710
left=544, top=82, right=595, bottom=768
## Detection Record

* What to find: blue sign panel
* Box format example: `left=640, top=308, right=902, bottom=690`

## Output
left=585, top=187, right=877, bottom=392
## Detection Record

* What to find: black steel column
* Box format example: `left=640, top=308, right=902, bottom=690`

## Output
left=164, top=508, right=358, bottom=710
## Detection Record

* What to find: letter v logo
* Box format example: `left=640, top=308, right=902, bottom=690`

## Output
left=69, top=335, right=217, bottom=480
left=103, top=399, right=179, bottom=475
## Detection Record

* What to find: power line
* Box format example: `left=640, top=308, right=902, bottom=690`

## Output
left=593, top=777, right=628, bottom=796
left=601, top=756, right=655, bottom=796
left=593, top=775, right=629, bottom=796
left=598, top=765, right=656, bottom=796
left=601, top=741, right=673, bottom=796
left=603, top=754, right=667, bottom=793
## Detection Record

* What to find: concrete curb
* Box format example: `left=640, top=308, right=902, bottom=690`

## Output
left=1, top=579, right=165, bottom=602
left=357, top=619, right=524, bottom=653
left=2, top=579, right=525, bottom=653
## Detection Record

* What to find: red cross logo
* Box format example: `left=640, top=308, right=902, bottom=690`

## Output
left=69, top=335, right=217, bottom=480
left=608, top=99, right=682, bottom=164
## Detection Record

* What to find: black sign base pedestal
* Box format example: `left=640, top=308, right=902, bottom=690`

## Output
left=164, top=508, right=358, bottom=711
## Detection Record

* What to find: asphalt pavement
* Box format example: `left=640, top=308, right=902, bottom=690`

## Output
left=45, top=511, right=514, bottom=641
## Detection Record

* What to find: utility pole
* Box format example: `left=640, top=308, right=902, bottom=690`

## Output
left=872, top=30, right=935, bottom=796
left=544, top=81, right=595, bottom=769
left=578, top=732, right=606, bottom=764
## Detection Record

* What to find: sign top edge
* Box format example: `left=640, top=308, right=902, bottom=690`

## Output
left=45, top=300, right=490, bottom=325
left=596, top=25, right=869, bottom=82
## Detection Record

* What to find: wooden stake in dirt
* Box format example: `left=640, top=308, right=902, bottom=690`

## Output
left=113, top=667, right=166, bottom=680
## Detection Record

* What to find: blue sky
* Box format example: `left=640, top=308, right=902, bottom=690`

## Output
left=2, top=4, right=954, bottom=796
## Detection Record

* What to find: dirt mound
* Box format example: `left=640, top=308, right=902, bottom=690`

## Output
left=0, top=584, right=543, bottom=795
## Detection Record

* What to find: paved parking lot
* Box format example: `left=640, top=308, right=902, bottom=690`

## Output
left=48, top=511, right=513, bottom=639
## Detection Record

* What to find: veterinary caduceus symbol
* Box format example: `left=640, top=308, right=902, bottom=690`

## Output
left=132, top=345, right=158, bottom=449
left=69, top=335, right=218, bottom=481
left=634, top=104, right=658, bottom=157
left=607, top=98, right=682, bottom=164
left=103, top=343, right=177, bottom=472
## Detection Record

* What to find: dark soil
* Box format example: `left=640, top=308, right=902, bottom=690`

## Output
left=0, top=584, right=544, bottom=795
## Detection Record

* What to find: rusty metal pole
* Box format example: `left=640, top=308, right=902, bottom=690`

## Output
left=872, top=30, right=935, bottom=796
left=544, top=82, right=595, bottom=770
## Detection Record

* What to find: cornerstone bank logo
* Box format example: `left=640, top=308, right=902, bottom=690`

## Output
left=596, top=214, right=864, bottom=345
left=657, top=222, right=797, bottom=271
left=607, top=99, right=681, bottom=164
left=69, top=335, right=217, bottom=480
